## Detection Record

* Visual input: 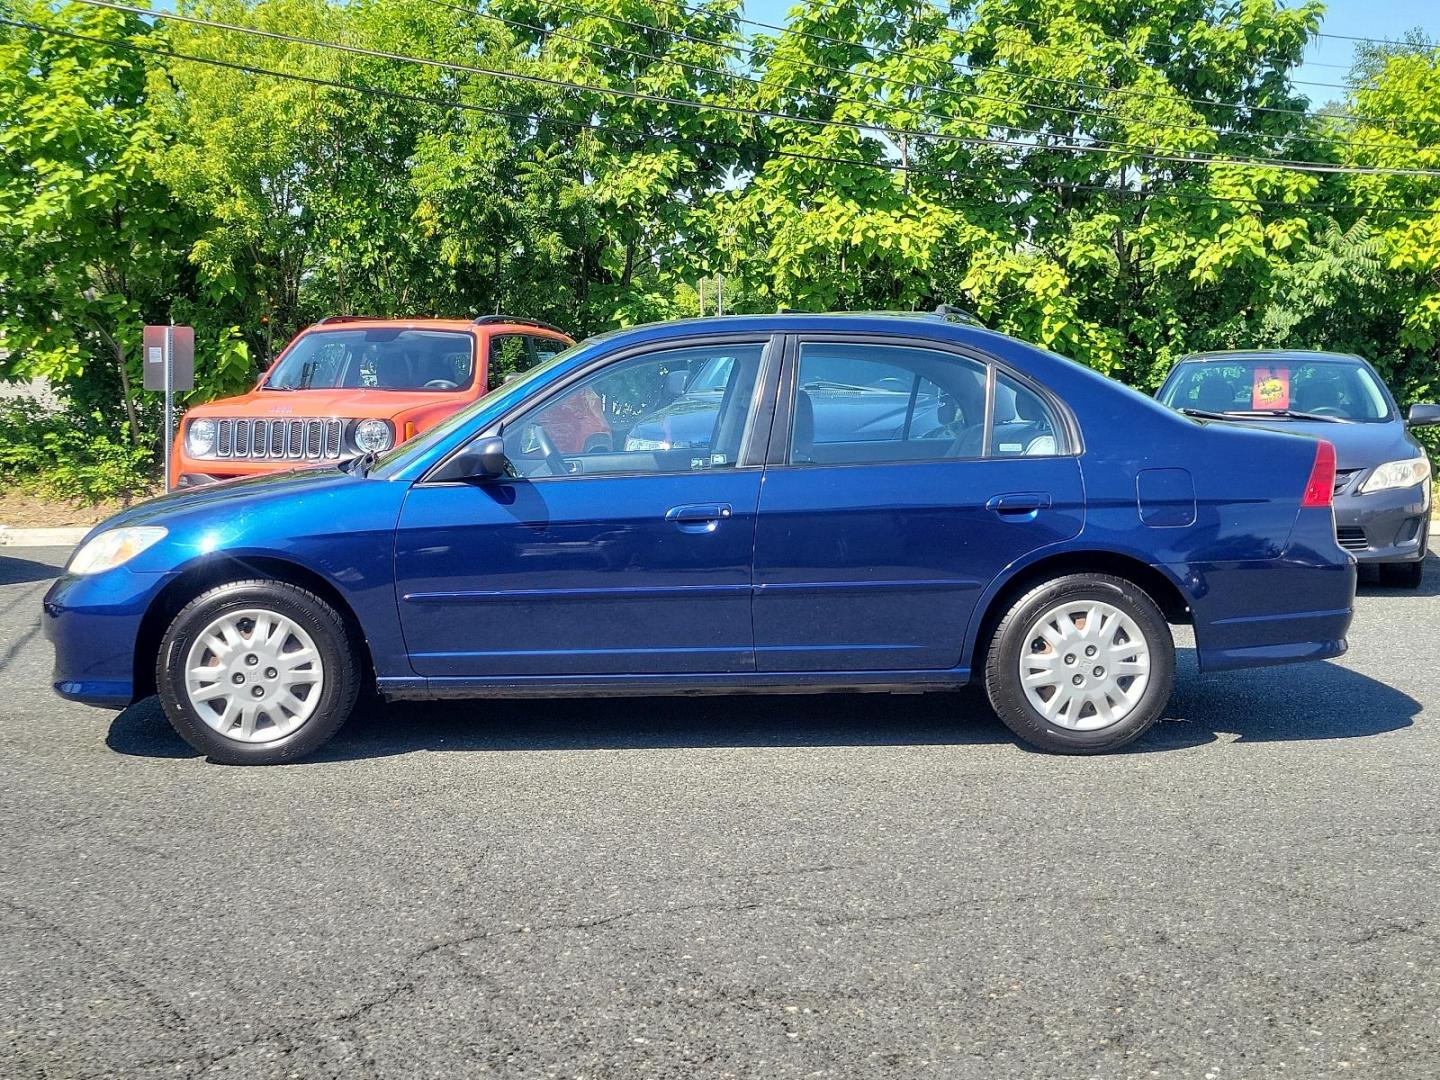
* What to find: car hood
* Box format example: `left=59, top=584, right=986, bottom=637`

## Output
left=93, top=465, right=361, bottom=534
left=187, top=387, right=466, bottom=419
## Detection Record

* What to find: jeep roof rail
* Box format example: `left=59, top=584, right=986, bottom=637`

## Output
left=472, top=314, right=568, bottom=336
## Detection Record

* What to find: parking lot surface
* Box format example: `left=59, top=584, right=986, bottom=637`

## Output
left=1, top=546, right=1437, bottom=1079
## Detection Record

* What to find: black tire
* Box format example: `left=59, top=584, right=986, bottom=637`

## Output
left=983, top=573, right=1175, bottom=754
left=1379, top=560, right=1425, bottom=589
left=156, top=579, right=360, bottom=765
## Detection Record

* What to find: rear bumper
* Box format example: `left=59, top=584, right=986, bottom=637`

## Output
left=1333, top=484, right=1430, bottom=564
left=1180, top=508, right=1356, bottom=674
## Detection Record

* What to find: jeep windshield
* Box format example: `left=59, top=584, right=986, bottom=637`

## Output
left=263, top=328, right=475, bottom=392
left=1159, top=356, right=1392, bottom=423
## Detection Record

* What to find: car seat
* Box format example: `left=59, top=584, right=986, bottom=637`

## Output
left=374, top=348, right=414, bottom=389
left=1196, top=377, right=1236, bottom=413
left=1297, top=378, right=1344, bottom=413
left=1012, top=388, right=1056, bottom=456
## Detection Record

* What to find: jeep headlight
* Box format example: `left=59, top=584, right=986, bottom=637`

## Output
left=186, top=418, right=216, bottom=457
left=1358, top=457, right=1431, bottom=494
left=352, top=419, right=394, bottom=453
left=68, top=527, right=168, bottom=575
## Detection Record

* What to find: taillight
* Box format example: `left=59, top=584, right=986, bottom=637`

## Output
left=1301, top=439, right=1337, bottom=508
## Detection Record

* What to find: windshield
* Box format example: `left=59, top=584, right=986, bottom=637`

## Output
left=1159, top=357, right=1393, bottom=422
left=265, top=328, right=475, bottom=392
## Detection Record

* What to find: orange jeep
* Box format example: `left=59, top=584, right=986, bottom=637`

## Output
left=171, top=315, right=582, bottom=487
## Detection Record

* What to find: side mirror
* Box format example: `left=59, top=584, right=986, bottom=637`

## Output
left=432, top=435, right=511, bottom=483
left=664, top=369, right=688, bottom=397
left=1407, top=403, right=1440, bottom=427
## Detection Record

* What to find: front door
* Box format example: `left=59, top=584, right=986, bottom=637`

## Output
left=752, top=336, right=1084, bottom=673
left=394, top=338, right=776, bottom=677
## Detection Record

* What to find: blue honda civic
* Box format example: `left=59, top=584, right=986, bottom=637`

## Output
left=43, top=312, right=1356, bottom=763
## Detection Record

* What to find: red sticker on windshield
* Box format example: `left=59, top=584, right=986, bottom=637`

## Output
left=1252, top=366, right=1290, bottom=410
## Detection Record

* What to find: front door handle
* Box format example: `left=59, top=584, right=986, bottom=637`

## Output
left=665, top=503, right=733, bottom=532
left=986, top=492, right=1052, bottom=515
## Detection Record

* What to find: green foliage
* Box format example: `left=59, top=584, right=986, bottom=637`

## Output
left=3, top=0, right=1440, bottom=497
left=0, top=401, right=154, bottom=500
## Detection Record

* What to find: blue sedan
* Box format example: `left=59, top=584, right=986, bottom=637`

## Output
left=43, top=313, right=1356, bottom=762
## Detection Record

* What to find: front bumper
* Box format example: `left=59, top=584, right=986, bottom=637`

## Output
left=1333, top=482, right=1430, bottom=564
left=43, top=567, right=171, bottom=708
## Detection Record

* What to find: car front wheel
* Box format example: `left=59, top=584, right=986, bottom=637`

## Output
left=984, top=573, right=1175, bottom=754
left=157, top=579, right=360, bottom=764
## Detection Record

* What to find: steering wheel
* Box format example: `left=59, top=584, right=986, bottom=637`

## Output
left=876, top=377, right=909, bottom=392
left=423, top=379, right=458, bottom=390
left=1309, top=405, right=1345, bottom=417
left=529, top=425, right=568, bottom=476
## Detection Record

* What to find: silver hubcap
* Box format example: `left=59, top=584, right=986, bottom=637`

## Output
left=184, top=609, right=323, bottom=743
left=1019, top=599, right=1150, bottom=732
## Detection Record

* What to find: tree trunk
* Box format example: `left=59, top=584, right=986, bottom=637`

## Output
left=114, top=338, right=141, bottom=448
left=621, top=238, right=636, bottom=288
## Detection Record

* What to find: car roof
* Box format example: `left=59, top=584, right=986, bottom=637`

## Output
left=1174, top=349, right=1369, bottom=365
left=307, top=316, right=572, bottom=337
left=589, top=310, right=1009, bottom=348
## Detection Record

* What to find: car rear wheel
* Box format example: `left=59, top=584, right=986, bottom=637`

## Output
left=157, top=580, right=359, bottom=764
left=984, top=573, right=1175, bottom=754
left=1379, top=560, right=1425, bottom=589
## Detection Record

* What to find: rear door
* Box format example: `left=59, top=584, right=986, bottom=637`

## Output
left=751, top=334, right=1085, bottom=673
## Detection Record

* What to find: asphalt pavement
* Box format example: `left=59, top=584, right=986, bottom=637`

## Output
left=1, top=546, right=1437, bottom=1079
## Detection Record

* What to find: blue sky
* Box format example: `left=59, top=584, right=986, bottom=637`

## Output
left=742, top=0, right=1438, bottom=85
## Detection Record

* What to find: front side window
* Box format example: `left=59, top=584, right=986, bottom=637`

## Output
left=487, top=334, right=534, bottom=390
left=530, top=335, right=567, bottom=364
left=1159, top=357, right=1392, bottom=422
left=503, top=343, right=766, bottom=478
left=789, top=342, right=989, bottom=465
left=265, top=329, right=475, bottom=392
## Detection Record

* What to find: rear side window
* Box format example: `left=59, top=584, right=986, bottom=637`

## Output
left=790, top=343, right=989, bottom=465
left=992, top=371, right=1062, bottom=457
left=488, top=334, right=534, bottom=390
left=787, top=342, right=1066, bottom=464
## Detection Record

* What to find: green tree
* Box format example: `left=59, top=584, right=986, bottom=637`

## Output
left=0, top=1, right=195, bottom=442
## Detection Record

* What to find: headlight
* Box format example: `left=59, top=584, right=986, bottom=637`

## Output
left=68, top=527, right=168, bottom=575
left=353, top=419, right=394, bottom=453
left=186, top=419, right=216, bottom=457
left=624, top=436, right=672, bottom=451
left=1358, top=457, right=1431, bottom=494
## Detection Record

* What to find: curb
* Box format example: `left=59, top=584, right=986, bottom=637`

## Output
left=0, top=526, right=91, bottom=548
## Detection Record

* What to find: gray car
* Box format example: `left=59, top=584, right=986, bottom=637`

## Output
left=1157, top=350, right=1438, bottom=588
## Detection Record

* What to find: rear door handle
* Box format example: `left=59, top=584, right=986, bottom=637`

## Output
left=665, top=503, right=732, bottom=532
left=986, top=492, right=1052, bottom=515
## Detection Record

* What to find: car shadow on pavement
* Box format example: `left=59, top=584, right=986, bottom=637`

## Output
left=1355, top=552, right=1440, bottom=597
left=104, top=648, right=1419, bottom=763
left=0, top=552, right=66, bottom=585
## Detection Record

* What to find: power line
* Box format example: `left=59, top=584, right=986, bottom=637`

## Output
left=738, top=0, right=1434, bottom=68
left=64, top=0, right=1440, bottom=177
left=442, top=0, right=1424, bottom=154
left=669, top=0, right=1427, bottom=126
left=8, top=15, right=1440, bottom=220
